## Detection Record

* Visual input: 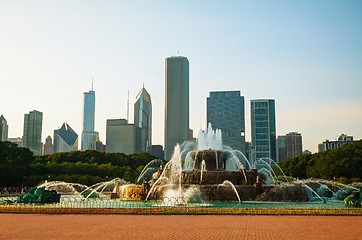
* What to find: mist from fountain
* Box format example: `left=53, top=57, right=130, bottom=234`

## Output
left=197, top=123, right=223, bottom=151
left=38, top=181, right=89, bottom=195
left=145, top=144, right=183, bottom=201
left=162, top=186, right=201, bottom=206
left=80, top=178, right=128, bottom=199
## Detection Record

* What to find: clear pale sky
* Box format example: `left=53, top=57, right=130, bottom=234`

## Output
left=1, top=1, right=361, bottom=153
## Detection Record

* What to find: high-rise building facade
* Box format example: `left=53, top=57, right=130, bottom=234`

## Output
left=134, top=87, right=152, bottom=153
left=285, top=132, right=302, bottom=158
left=318, top=134, right=354, bottom=152
left=250, top=100, right=276, bottom=164
left=164, top=56, right=189, bottom=160
left=81, top=89, right=99, bottom=150
left=106, top=119, right=135, bottom=154
left=8, top=137, right=22, bottom=146
left=54, top=123, right=78, bottom=153
left=244, top=141, right=252, bottom=161
left=337, top=134, right=353, bottom=142
left=276, top=135, right=286, bottom=163
left=43, top=135, right=54, bottom=155
left=148, top=145, right=164, bottom=159
left=22, top=110, right=43, bottom=155
left=207, top=91, right=245, bottom=154
left=0, top=115, right=8, bottom=141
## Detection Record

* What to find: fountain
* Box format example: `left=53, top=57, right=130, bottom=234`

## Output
left=111, top=123, right=313, bottom=203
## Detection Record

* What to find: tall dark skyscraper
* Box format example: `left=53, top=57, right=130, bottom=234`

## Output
left=164, top=56, right=189, bottom=160
left=285, top=132, right=303, bottom=158
left=0, top=115, right=8, bottom=141
left=22, top=110, right=43, bottom=155
left=207, top=91, right=245, bottom=154
left=81, top=88, right=98, bottom=150
left=250, top=99, right=276, bottom=164
left=134, top=86, right=152, bottom=153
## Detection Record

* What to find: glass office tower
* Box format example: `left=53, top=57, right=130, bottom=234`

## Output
left=207, top=90, right=245, bottom=154
left=23, top=110, right=43, bottom=155
left=250, top=99, right=276, bottom=165
left=134, top=86, right=152, bottom=153
left=81, top=89, right=98, bottom=150
left=54, top=123, right=78, bottom=153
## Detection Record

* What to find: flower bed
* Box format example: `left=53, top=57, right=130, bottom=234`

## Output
left=0, top=205, right=361, bottom=216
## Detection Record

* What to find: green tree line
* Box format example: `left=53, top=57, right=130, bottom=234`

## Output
left=0, top=141, right=163, bottom=187
left=278, top=140, right=362, bottom=183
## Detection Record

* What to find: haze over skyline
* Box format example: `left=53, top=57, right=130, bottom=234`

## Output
left=1, top=1, right=361, bottom=153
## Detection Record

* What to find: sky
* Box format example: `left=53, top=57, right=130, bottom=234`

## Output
left=1, top=0, right=361, bottom=153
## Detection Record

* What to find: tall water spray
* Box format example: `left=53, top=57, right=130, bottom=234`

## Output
left=197, top=123, right=223, bottom=151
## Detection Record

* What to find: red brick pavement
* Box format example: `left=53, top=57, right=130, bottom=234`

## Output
left=0, top=214, right=361, bottom=240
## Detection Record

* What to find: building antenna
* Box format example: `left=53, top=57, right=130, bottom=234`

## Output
left=127, top=89, right=129, bottom=123
left=91, top=76, right=94, bottom=91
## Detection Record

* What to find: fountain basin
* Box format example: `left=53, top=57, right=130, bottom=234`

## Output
left=189, top=150, right=228, bottom=170
left=181, top=169, right=265, bottom=185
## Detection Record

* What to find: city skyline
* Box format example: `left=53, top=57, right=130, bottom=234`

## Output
left=1, top=1, right=361, bottom=153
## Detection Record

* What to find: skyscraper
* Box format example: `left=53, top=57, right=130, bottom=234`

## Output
left=22, top=110, right=43, bottom=155
left=134, top=86, right=152, bottom=153
left=285, top=132, right=302, bottom=158
left=43, top=135, right=54, bottom=155
left=148, top=145, right=164, bottom=159
left=54, top=123, right=78, bottom=153
left=207, top=91, right=245, bottom=154
left=0, top=115, right=8, bottom=141
left=250, top=99, right=276, bottom=165
left=81, top=89, right=99, bottom=150
left=106, top=119, right=135, bottom=154
left=276, top=135, right=286, bottom=163
left=164, top=56, right=189, bottom=160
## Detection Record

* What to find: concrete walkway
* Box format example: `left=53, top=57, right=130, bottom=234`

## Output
left=0, top=214, right=361, bottom=239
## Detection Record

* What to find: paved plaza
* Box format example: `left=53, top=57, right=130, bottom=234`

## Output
left=0, top=214, right=361, bottom=239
